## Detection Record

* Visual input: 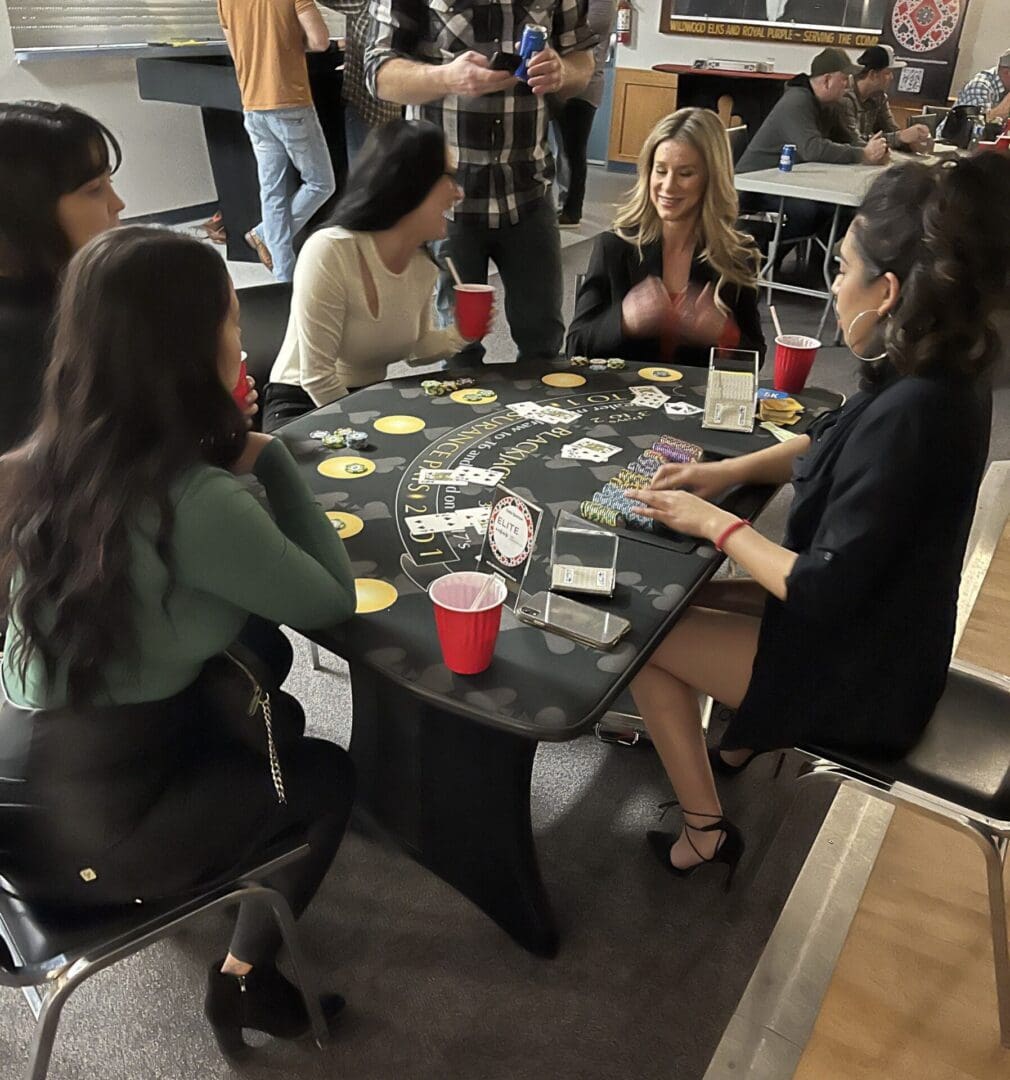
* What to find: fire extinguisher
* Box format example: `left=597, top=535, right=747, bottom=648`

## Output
left=615, top=0, right=632, bottom=46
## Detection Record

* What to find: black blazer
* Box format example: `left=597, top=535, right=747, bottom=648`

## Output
left=566, top=231, right=766, bottom=368
left=0, top=277, right=54, bottom=455
left=724, top=370, right=991, bottom=758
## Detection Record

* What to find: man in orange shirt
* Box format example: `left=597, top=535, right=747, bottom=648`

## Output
left=218, top=0, right=336, bottom=281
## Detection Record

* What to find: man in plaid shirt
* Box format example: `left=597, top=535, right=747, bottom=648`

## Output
left=951, top=49, right=1010, bottom=126
left=365, top=0, right=597, bottom=363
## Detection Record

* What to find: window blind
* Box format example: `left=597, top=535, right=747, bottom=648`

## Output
left=8, top=2, right=224, bottom=50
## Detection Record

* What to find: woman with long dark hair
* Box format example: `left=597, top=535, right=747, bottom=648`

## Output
left=567, top=108, right=765, bottom=367
left=0, top=101, right=125, bottom=454
left=263, top=118, right=473, bottom=430
left=622, top=157, right=1009, bottom=884
left=0, top=227, right=358, bottom=1051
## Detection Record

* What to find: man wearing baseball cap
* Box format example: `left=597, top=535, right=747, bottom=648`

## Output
left=737, top=48, right=888, bottom=239
left=840, top=45, right=932, bottom=153
left=951, top=49, right=1010, bottom=126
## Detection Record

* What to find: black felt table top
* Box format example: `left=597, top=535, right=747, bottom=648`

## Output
left=281, top=359, right=841, bottom=741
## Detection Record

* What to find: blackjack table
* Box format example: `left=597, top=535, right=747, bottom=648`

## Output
left=279, top=358, right=842, bottom=956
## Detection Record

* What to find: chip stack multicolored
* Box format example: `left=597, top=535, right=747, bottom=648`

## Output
left=579, top=500, right=624, bottom=528
left=651, top=436, right=704, bottom=464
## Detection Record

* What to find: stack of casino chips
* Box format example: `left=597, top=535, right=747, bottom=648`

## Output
left=578, top=436, right=704, bottom=532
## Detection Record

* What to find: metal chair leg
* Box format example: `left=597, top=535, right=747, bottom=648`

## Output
left=309, top=643, right=322, bottom=672
left=973, top=828, right=1010, bottom=1048
left=24, top=974, right=80, bottom=1080
left=258, top=887, right=329, bottom=1049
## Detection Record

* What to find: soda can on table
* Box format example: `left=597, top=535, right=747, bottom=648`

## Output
left=516, top=25, right=548, bottom=82
left=778, top=144, right=796, bottom=172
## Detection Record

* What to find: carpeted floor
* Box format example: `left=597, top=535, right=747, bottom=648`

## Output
left=3, top=169, right=1008, bottom=1080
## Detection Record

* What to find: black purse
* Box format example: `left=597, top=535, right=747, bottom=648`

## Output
left=197, top=643, right=292, bottom=805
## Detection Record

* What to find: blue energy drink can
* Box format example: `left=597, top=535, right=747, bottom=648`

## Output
left=516, top=25, right=548, bottom=82
left=778, top=144, right=797, bottom=172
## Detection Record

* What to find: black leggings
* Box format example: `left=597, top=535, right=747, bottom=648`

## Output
left=0, top=619, right=354, bottom=969
left=225, top=619, right=355, bottom=966
left=263, top=383, right=316, bottom=433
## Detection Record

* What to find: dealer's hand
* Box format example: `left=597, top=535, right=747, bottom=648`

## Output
left=672, top=282, right=730, bottom=346
left=623, top=487, right=737, bottom=541
left=523, top=46, right=564, bottom=95
left=443, top=51, right=517, bottom=97
left=649, top=459, right=740, bottom=501
left=621, top=275, right=674, bottom=338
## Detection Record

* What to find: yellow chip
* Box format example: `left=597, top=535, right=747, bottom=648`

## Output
left=354, top=578, right=398, bottom=614
left=317, top=456, right=375, bottom=479
left=373, top=415, right=426, bottom=435
left=638, top=367, right=683, bottom=383
left=541, top=372, right=587, bottom=388
left=326, top=511, right=364, bottom=538
left=450, top=388, right=498, bottom=405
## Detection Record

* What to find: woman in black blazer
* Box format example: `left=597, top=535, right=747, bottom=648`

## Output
left=622, top=157, right=1009, bottom=885
left=567, top=108, right=765, bottom=368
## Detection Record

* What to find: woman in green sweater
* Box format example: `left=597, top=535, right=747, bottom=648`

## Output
left=0, top=227, right=357, bottom=1053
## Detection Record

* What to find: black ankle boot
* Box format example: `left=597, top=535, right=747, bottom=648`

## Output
left=204, top=961, right=345, bottom=1057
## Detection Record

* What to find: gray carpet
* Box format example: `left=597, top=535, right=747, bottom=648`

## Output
left=3, top=182, right=1008, bottom=1080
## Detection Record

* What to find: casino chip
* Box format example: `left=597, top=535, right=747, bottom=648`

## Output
left=345, top=463, right=368, bottom=475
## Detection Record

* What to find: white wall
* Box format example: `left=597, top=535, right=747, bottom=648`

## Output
left=951, top=1, right=1010, bottom=88
left=618, top=0, right=1010, bottom=96
left=0, top=6, right=216, bottom=218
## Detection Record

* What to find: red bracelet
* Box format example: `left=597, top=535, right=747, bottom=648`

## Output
left=714, top=518, right=751, bottom=553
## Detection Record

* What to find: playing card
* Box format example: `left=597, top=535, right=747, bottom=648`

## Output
left=562, top=438, right=621, bottom=462
left=456, top=467, right=505, bottom=486
left=630, top=385, right=670, bottom=409
left=664, top=401, right=703, bottom=417
left=405, top=506, right=491, bottom=536
left=418, top=467, right=504, bottom=486
left=510, top=401, right=580, bottom=424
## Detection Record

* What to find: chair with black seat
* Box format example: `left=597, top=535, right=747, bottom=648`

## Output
left=792, top=661, right=1010, bottom=1047
left=236, top=282, right=294, bottom=429
left=0, top=837, right=328, bottom=1080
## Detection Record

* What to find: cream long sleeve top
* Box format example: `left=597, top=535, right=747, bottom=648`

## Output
left=269, top=227, right=466, bottom=404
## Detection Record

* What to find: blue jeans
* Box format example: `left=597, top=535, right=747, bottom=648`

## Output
left=243, top=106, right=336, bottom=282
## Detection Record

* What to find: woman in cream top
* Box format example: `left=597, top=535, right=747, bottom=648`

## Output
left=263, top=119, right=469, bottom=429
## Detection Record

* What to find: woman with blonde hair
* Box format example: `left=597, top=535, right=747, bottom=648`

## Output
left=566, top=108, right=765, bottom=366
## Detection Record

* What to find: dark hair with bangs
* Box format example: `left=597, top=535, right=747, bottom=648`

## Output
left=329, top=118, right=447, bottom=231
left=0, top=100, right=123, bottom=281
left=0, top=227, right=247, bottom=705
left=851, top=156, right=1010, bottom=381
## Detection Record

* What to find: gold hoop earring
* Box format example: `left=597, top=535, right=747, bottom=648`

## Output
left=846, top=309, right=888, bottom=363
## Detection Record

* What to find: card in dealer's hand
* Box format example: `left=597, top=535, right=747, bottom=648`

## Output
left=630, top=385, right=670, bottom=409
left=418, top=467, right=504, bottom=487
left=561, top=438, right=622, bottom=462
left=405, top=506, right=492, bottom=536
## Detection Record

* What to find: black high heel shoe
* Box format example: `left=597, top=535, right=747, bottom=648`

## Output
left=708, top=745, right=786, bottom=778
left=204, top=961, right=346, bottom=1057
left=647, top=810, right=745, bottom=891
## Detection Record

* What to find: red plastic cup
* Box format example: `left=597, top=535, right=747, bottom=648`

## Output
left=232, top=355, right=248, bottom=406
left=774, top=334, right=820, bottom=393
left=429, top=571, right=508, bottom=675
left=454, top=284, right=495, bottom=341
